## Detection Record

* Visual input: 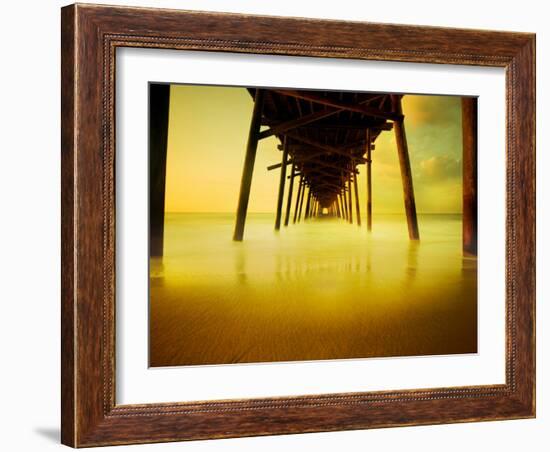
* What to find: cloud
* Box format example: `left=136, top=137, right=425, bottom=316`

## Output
left=417, top=155, right=461, bottom=182
left=403, top=95, right=461, bottom=128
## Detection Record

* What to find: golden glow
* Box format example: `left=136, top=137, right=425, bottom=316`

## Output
left=150, top=85, right=475, bottom=367
left=150, top=214, right=476, bottom=366
left=164, top=85, right=463, bottom=214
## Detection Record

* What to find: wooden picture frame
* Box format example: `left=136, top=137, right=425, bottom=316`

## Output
left=61, top=3, right=535, bottom=447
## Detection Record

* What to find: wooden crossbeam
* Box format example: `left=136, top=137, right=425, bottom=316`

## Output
left=259, top=97, right=393, bottom=140
left=303, top=170, right=344, bottom=184
left=312, top=181, right=344, bottom=192
left=282, top=130, right=368, bottom=162
left=287, top=138, right=368, bottom=153
left=303, top=167, right=340, bottom=179
left=291, top=157, right=359, bottom=175
left=272, top=89, right=402, bottom=121
left=267, top=150, right=328, bottom=170
left=258, top=107, right=339, bottom=140
left=271, top=155, right=360, bottom=174
left=294, top=122, right=393, bottom=131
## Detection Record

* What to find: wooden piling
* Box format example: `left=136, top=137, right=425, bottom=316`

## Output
left=366, top=129, right=373, bottom=231
left=274, top=137, right=289, bottom=230
left=462, top=97, right=478, bottom=256
left=298, top=182, right=306, bottom=222
left=233, top=89, right=265, bottom=241
left=341, top=191, right=346, bottom=221
left=284, top=163, right=295, bottom=226
left=353, top=169, right=361, bottom=226
left=305, top=188, right=312, bottom=220
left=293, top=175, right=303, bottom=223
left=392, top=95, right=419, bottom=240
left=342, top=190, right=349, bottom=221
left=149, top=84, right=170, bottom=257
left=348, top=174, right=353, bottom=224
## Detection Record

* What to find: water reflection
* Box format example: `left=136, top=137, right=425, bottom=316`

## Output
left=150, top=213, right=477, bottom=367
left=405, top=240, right=419, bottom=283
left=149, top=257, right=165, bottom=284
left=233, top=242, right=248, bottom=285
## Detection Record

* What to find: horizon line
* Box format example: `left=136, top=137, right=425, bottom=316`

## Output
left=164, top=211, right=463, bottom=215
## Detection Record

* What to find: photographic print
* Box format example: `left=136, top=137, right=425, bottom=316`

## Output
left=148, top=84, right=478, bottom=367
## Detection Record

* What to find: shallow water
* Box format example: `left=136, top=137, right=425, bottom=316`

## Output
left=150, top=213, right=477, bottom=367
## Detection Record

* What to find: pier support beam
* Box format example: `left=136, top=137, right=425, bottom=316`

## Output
left=293, top=175, right=303, bottom=223
left=353, top=170, right=361, bottom=226
left=284, top=163, right=295, bottom=226
left=392, top=95, right=420, bottom=240
left=341, top=191, right=346, bottom=220
left=366, top=129, right=373, bottom=231
left=275, top=137, right=289, bottom=230
left=305, top=188, right=312, bottom=220
left=298, top=182, right=306, bottom=222
left=149, top=84, right=170, bottom=257
left=347, top=176, right=353, bottom=224
left=341, top=193, right=346, bottom=220
left=233, top=89, right=265, bottom=241
left=462, top=97, right=478, bottom=256
left=342, top=190, right=348, bottom=221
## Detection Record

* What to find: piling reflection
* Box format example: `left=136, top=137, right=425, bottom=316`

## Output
left=405, top=240, right=419, bottom=283
left=150, top=213, right=477, bottom=367
left=233, top=242, right=248, bottom=285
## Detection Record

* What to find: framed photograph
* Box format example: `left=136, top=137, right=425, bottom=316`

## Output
left=61, top=3, right=535, bottom=447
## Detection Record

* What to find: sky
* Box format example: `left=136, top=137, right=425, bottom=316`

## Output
left=163, top=85, right=463, bottom=214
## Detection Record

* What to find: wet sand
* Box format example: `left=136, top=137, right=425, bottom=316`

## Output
left=150, top=213, right=477, bottom=367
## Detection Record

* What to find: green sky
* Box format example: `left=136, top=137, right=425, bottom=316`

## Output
left=164, top=85, right=463, bottom=214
